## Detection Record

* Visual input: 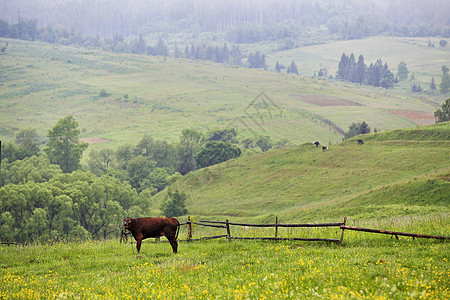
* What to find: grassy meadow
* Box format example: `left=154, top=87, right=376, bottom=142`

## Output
left=266, top=36, right=450, bottom=92
left=1, top=230, right=448, bottom=299
left=153, top=123, right=449, bottom=223
left=0, top=38, right=443, bottom=156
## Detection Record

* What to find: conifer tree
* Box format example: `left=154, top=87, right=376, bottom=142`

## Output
left=440, top=65, right=450, bottom=94
left=337, top=53, right=348, bottom=80
left=287, top=60, right=299, bottom=75
left=355, top=55, right=366, bottom=84
left=346, top=53, right=356, bottom=82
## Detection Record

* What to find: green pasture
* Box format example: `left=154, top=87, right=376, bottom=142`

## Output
left=154, top=122, right=450, bottom=222
left=266, top=36, right=450, bottom=94
left=0, top=222, right=448, bottom=299
left=0, top=39, right=441, bottom=157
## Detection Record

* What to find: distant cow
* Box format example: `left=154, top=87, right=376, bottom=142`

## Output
left=123, top=217, right=180, bottom=254
left=313, top=141, right=320, bottom=147
left=322, top=146, right=328, bottom=151
left=358, top=139, right=364, bottom=145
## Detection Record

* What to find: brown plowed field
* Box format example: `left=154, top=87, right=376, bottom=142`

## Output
left=390, top=111, right=436, bottom=125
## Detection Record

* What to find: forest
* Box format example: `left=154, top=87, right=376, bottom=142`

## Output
left=0, top=115, right=288, bottom=243
left=1, top=0, right=449, bottom=41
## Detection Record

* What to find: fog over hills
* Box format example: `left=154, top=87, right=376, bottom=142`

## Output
left=1, top=0, right=449, bottom=39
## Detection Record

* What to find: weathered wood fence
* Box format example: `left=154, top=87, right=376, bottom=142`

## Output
left=177, top=216, right=449, bottom=244
left=179, top=216, right=348, bottom=244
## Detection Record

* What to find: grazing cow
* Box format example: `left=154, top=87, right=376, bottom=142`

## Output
left=358, top=139, right=364, bottom=145
left=313, top=141, right=320, bottom=147
left=123, top=217, right=180, bottom=254
left=322, top=146, right=328, bottom=151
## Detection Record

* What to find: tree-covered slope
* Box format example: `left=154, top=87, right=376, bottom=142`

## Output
left=154, top=122, right=450, bottom=222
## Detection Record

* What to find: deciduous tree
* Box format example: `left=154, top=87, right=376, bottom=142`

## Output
left=44, top=116, right=87, bottom=173
left=434, top=98, right=450, bottom=123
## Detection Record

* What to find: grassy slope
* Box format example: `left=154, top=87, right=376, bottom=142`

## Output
left=0, top=39, right=441, bottom=156
left=266, top=36, right=450, bottom=91
left=155, top=122, right=450, bottom=225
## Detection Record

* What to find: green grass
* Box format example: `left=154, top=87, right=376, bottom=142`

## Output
left=1, top=228, right=448, bottom=299
left=0, top=38, right=442, bottom=158
left=154, top=122, right=449, bottom=223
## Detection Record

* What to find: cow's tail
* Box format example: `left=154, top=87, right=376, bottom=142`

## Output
left=176, top=219, right=181, bottom=241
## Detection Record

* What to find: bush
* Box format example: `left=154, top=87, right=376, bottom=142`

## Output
left=344, top=121, right=371, bottom=139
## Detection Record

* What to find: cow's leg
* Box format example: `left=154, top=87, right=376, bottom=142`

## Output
left=167, top=237, right=178, bottom=253
left=136, top=235, right=143, bottom=253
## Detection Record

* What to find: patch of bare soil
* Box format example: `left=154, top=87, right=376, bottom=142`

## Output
left=390, top=111, right=436, bottom=125
left=79, top=137, right=112, bottom=144
left=292, top=94, right=361, bottom=106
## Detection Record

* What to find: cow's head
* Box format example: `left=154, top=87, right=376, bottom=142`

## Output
left=123, top=217, right=132, bottom=229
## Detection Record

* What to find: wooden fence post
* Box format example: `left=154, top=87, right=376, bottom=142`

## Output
left=275, top=216, right=278, bottom=238
left=340, top=217, right=347, bottom=244
left=188, top=216, right=192, bottom=242
left=226, top=219, right=231, bottom=241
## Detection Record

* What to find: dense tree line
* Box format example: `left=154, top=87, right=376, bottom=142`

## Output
left=1, top=0, right=448, bottom=39
left=336, top=53, right=397, bottom=89
left=0, top=117, right=289, bottom=243
left=0, top=157, right=142, bottom=243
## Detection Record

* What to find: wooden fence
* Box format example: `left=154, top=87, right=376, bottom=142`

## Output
left=177, top=216, right=449, bottom=244
left=179, top=216, right=348, bottom=244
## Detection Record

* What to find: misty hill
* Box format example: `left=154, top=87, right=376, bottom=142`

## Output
left=1, top=0, right=449, bottom=41
left=153, top=122, right=450, bottom=222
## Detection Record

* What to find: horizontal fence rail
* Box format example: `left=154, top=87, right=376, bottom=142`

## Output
left=340, top=225, right=450, bottom=240
left=200, top=220, right=344, bottom=228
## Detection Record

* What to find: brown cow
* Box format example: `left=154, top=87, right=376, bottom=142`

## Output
left=123, top=217, right=180, bottom=254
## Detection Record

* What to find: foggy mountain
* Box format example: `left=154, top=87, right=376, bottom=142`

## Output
left=1, top=0, right=449, bottom=39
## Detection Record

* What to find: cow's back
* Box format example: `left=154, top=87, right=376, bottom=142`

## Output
left=133, top=217, right=179, bottom=239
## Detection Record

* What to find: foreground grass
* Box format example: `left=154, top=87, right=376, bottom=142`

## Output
left=1, top=224, right=448, bottom=299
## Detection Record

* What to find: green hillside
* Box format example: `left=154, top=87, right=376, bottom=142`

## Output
left=0, top=39, right=442, bottom=155
left=155, top=122, right=450, bottom=225
left=266, top=36, right=450, bottom=93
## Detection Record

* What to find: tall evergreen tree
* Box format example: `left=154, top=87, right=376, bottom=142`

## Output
left=366, top=59, right=383, bottom=87
left=430, top=76, right=437, bottom=90
left=287, top=60, right=299, bottom=75
left=337, top=53, right=348, bottom=80
left=346, top=53, right=356, bottom=82
left=131, top=34, right=146, bottom=54
left=380, top=63, right=395, bottom=88
left=440, top=65, right=450, bottom=94
left=355, top=55, right=366, bottom=84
